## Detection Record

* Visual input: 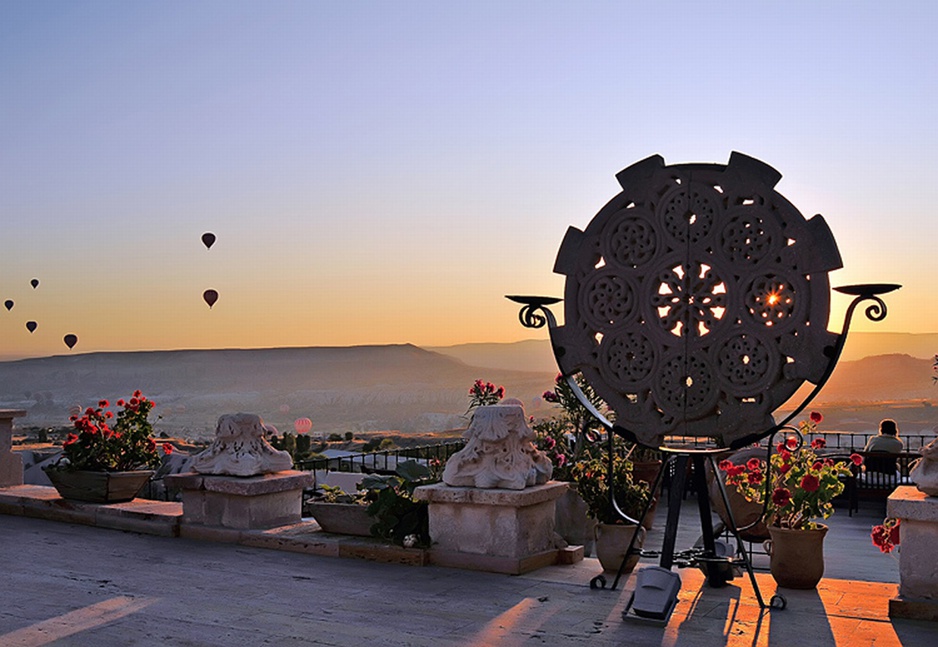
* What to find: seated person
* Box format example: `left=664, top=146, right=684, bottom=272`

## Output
left=863, top=419, right=904, bottom=454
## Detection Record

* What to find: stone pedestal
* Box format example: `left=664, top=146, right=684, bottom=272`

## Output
left=414, top=481, right=574, bottom=574
left=887, top=486, right=938, bottom=621
left=165, top=470, right=312, bottom=531
left=0, top=410, right=27, bottom=487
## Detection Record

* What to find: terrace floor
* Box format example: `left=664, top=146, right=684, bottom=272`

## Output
left=0, top=492, right=932, bottom=646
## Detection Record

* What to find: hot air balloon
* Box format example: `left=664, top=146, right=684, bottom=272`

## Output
left=293, top=417, right=312, bottom=435
left=30, top=278, right=39, bottom=289
left=201, top=232, right=216, bottom=250
left=26, top=321, right=37, bottom=333
left=203, top=289, right=218, bottom=308
left=3, top=300, right=12, bottom=311
left=64, top=334, right=78, bottom=349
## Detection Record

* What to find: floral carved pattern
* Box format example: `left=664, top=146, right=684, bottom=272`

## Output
left=553, top=153, right=843, bottom=447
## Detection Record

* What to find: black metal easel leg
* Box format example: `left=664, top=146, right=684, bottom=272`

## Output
left=706, top=455, right=769, bottom=609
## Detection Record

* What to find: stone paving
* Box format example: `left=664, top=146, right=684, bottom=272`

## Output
left=1, top=496, right=933, bottom=646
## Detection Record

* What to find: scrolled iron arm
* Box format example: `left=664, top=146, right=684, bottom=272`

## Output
left=737, top=283, right=901, bottom=447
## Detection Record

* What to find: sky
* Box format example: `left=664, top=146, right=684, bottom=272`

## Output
left=1, top=1, right=937, bottom=360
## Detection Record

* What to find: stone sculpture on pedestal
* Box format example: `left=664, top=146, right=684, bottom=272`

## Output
left=191, top=413, right=293, bottom=477
left=910, top=438, right=938, bottom=496
left=442, top=401, right=552, bottom=490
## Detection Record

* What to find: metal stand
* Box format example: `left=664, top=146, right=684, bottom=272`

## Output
left=592, top=446, right=778, bottom=617
left=508, top=284, right=897, bottom=620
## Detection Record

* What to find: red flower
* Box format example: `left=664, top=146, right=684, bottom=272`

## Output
left=98, top=399, right=109, bottom=408
left=810, top=411, right=823, bottom=424
left=811, top=438, right=826, bottom=449
left=850, top=453, right=863, bottom=466
left=117, top=399, right=125, bottom=406
left=746, top=457, right=762, bottom=471
left=718, top=459, right=733, bottom=472
left=63, top=433, right=78, bottom=446
left=162, top=442, right=174, bottom=455
left=105, top=411, right=113, bottom=419
left=749, top=469, right=763, bottom=485
left=812, top=461, right=823, bottom=471
left=772, top=488, right=792, bottom=507
left=785, top=436, right=798, bottom=450
left=800, top=474, right=820, bottom=492
left=133, top=390, right=142, bottom=398
left=129, top=398, right=138, bottom=406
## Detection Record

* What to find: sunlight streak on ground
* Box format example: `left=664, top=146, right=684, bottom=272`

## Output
left=462, top=596, right=563, bottom=646
left=0, top=595, right=156, bottom=647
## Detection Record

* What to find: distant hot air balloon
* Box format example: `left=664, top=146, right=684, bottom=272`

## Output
left=26, top=321, right=37, bottom=333
left=201, top=232, right=216, bottom=250
left=3, top=300, right=12, bottom=311
left=30, top=278, right=39, bottom=289
left=64, top=334, right=78, bottom=349
left=203, top=289, right=218, bottom=308
left=294, top=417, right=312, bottom=435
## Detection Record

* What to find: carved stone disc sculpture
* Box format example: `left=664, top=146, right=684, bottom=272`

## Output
left=192, top=413, right=293, bottom=476
left=551, top=152, right=843, bottom=449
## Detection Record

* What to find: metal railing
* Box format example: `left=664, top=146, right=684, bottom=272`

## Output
left=294, top=440, right=467, bottom=475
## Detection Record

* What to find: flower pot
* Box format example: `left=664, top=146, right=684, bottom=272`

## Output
left=763, top=524, right=828, bottom=589
left=632, top=460, right=662, bottom=530
left=44, top=468, right=154, bottom=504
left=594, top=522, right=646, bottom=573
left=306, top=502, right=374, bottom=536
left=708, top=447, right=769, bottom=541
left=554, top=483, right=598, bottom=556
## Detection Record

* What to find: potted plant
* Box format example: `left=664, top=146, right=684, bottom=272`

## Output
left=305, top=484, right=373, bottom=536
left=571, top=453, right=650, bottom=573
left=535, top=373, right=609, bottom=551
left=306, top=460, right=433, bottom=548
left=44, top=391, right=166, bottom=503
left=719, top=412, right=861, bottom=589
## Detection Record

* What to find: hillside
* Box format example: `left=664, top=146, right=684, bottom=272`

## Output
left=2, top=343, right=936, bottom=442
left=0, top=345, right=555, bottom=439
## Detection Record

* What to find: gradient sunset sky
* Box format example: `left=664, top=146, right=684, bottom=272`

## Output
left=1, top=2, right=936, bottom=360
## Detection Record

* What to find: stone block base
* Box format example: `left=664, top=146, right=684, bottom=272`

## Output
left=889, top=596, right=938, bottom=622
left=887, top=486, right=938, bottom=621
left=414, top=481, right=572, bottom=574
left=165, top=470, right=312, bottom=530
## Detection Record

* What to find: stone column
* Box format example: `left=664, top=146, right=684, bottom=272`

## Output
left=0, top=410, right=27, bottom=487
left=887, top=486, right=938, bottom=621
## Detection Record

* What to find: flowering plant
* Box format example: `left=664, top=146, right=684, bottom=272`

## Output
left=57, top=391, right=168, bottom=472
left=871, top=517, right=901, bottom=554
left=570, top=453, right=650, bottom=524
left=719, top=412, right=860, bottom=530
left=466, top=379, right=505, bottom=415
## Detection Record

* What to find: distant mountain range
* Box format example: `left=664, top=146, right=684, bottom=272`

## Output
left=1, top=337, right=936, bottom=440
left=0, top=344, right=555, bottom=439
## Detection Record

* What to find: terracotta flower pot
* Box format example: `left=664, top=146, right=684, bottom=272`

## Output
left=44, top=468, right=153, bottom=504
left=764, top=524, right=828, bottom=589
left=594, top=522, right=646, bottom=573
